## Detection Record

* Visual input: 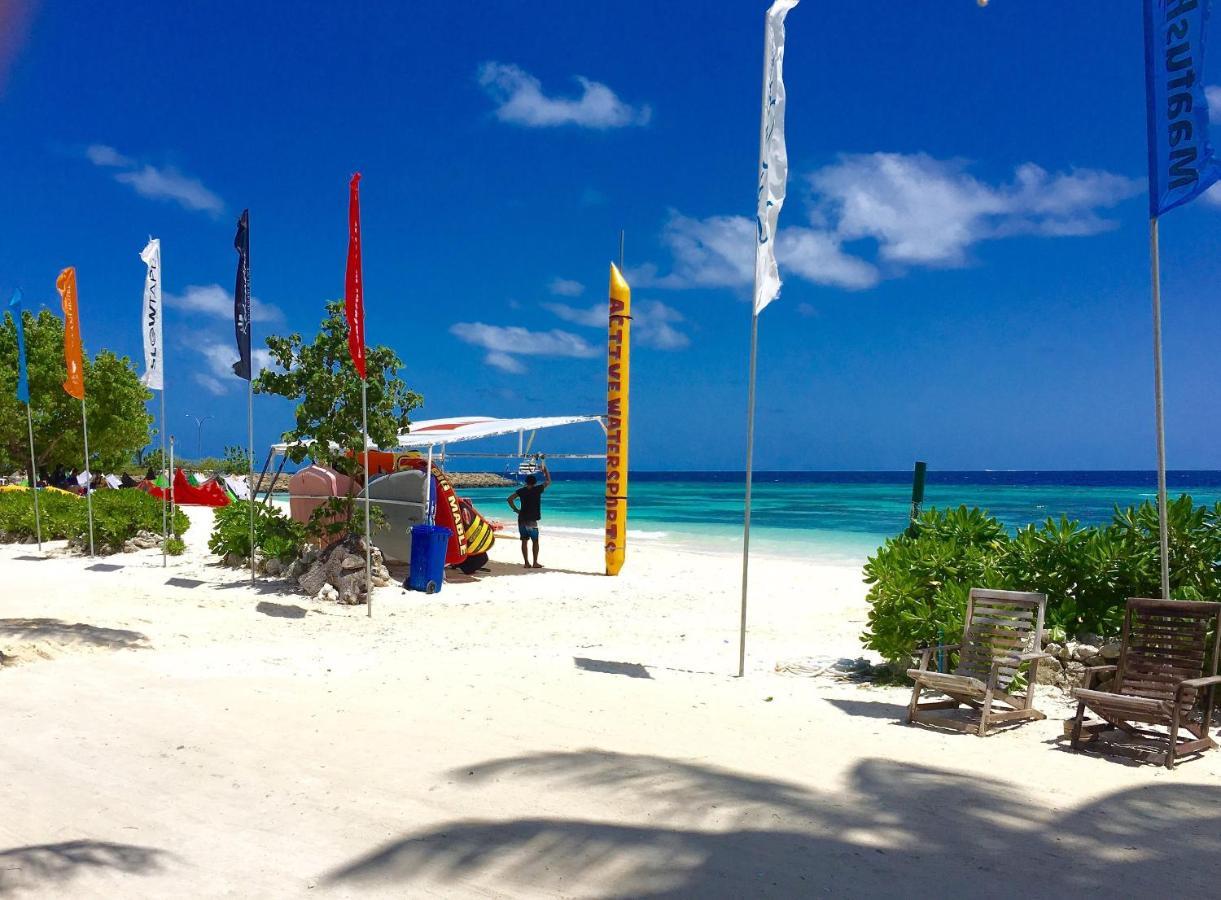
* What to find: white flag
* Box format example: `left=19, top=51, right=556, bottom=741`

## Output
left=754, top=0, right=799, bottom=315
left=140, top=238, right=163, bottom=390
left=224, top=474, right=251, bottom=500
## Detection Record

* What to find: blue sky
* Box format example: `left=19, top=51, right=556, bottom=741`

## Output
left=2, top=1, right=1221, bottom=471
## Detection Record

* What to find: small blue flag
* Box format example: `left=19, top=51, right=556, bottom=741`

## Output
left=1144, top=0, right=1221, bottom=217
left=7, top=289, right=29, bottom=405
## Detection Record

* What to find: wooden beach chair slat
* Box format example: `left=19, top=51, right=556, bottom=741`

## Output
left=1070, top=597, right=1221, bottom=768
left=905, top=588, right=1049, bottom=736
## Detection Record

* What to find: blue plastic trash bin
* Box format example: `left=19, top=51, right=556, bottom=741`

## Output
left=407, top=524, right=451, bottom=594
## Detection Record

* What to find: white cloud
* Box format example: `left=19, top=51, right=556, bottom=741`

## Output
left=633, top=300, right=690, bottom=349
left=1208, top=85, right=1221, bottom=120
left=634, top=212, right=877, bottom=291
left=193, top=373, right=226, bottom=396
left=485, top=351, right=525, bottom=374
left=637, top=154, right=1140, bottom=295
left=166, top=283, right=283, bottom=324
left=542, top=299, right=690, bottom=350
left=810, top=153, right=1141, bottom=267
left=450, top=321, right=599, bottom=372
left=777, top=228, right=880, bottom=290
left=114, top=165, right=225, bottom=216
left=544, top=302, right=606, bottom=328
left=194, top=339, right=273, bottom=392
left=85, top=144, right=132, bottom=168
left=632, top=214, right=752, bottom=289
left=477, top=62, right=651, bottom=129
left=549, top=277, right=585, bottom=297
left=85, top=144, right=224, bottom=216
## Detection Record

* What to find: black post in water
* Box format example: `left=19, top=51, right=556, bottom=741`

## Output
left=909, top=461, right=927, bottom=526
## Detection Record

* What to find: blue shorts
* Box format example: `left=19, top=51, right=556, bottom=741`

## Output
left=519, top=521, right=539, bottom=540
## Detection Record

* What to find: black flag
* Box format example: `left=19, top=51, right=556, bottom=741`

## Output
left=232, top=209, right=251, bottom=380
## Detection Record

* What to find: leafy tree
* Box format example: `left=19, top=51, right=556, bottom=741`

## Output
left=222, top=444, right=250, bottom=475
left=254, top=299, right=422, bottom=534
left=0, top=308, right=153, bottom=476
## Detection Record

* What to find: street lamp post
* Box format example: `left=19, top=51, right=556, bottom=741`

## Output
left=185, top=413, right=213, bottom=460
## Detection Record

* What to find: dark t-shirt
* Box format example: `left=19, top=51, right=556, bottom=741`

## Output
left=514, top=484, right=545, bottom=522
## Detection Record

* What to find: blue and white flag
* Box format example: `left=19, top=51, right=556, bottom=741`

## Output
left=1144, top=0, right=1221, bottom=217
left=7, top=289, right=29, bottom=404
left=754, top=0, right=799, bottom=315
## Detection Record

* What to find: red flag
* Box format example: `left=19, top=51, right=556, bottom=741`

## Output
left=345, top=173, right=366, bottom=380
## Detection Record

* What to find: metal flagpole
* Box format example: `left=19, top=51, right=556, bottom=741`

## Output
left=362, top=379, right=372, bottom=617
left=81, top=397, right=94, bottom=556
left=160, top=384, right=168, bottom=566
left=426, top=444, right=434, bottom=524
left=738, top=13, right=773, bottom=679
left=1149, top=216, right=1171, bottom=600
left=169, top=435, right=176, bottom=537
left=739, top=312, right=760, bottom=678
left=25, top=404, right=41, bottom=551
left=248, top=379, right=256, bottom=584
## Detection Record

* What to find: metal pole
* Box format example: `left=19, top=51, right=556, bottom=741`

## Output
left=81, top=397, right=94, bottom=556
left=248, top=380, right=255, bottom=584
left=361, top=378, right=372, bottom=617
left=426, top=444, right=434, bottom=524
left=161, top=389, right=167, bottom=567
left=25, top=404, right=41, bottom=552
left=169, top=435, right=176, bottom=538
left=739, top=313, right=760, bottom=678
left=1150, top=216, right=1171, bottom=600
left=738, top=12, right=771, bottom=679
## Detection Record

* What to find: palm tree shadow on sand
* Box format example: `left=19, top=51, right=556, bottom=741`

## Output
left=0, top=840, right=172, bottom=895
left=323, top=750, right=1221, bottom=897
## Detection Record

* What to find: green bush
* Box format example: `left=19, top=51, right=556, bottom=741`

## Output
left=208, top=500, right=307, bottom=563
left=0, top=490, right=82, bottom=540
left=0, top=488, right=188, bottom=553
left=165, top=535, right=186, bottom=556
left=862, top=496, right=1221, bottom=666
left=72, top=489, right=190, bottom=553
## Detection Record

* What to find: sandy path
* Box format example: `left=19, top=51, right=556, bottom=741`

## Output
left=2, top=508, right=1220, bottom=897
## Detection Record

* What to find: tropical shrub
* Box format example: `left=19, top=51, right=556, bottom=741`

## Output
left=165, top=536, right=186, bottom=556
left=72, top=489, right=189, bottom=552
left=0, top=488, right=187, bottom=552
left=862, top=497, right=1221, bottom=666
left=0, top=490, right=82, bottom=540
left=209, top=500, right=307, bottom=563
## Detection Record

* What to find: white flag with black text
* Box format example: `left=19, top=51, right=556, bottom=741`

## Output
left=140, top=237, right=163, bottom=390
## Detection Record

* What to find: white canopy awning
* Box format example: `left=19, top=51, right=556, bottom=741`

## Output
left=394, top=415, right=601, bottom=449
left=269, top=414, right=601, bottom=454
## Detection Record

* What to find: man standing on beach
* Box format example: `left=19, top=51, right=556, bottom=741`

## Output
left=508, top=462, right=550, bottom=568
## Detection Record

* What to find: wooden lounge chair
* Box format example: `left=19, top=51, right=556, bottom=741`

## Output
left=1070, top=598, right=1221, bottom=769
left=906, top=588, right=1050, bottom=736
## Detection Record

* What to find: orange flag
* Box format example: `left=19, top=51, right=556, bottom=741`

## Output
left=57, top=267, right=85, bottom=400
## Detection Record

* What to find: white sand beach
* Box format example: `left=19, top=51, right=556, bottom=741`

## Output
left=3, top=507, right=1221, bottom=898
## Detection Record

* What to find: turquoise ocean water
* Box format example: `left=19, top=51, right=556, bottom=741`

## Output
left=458, top=471, right=1221, bottom=565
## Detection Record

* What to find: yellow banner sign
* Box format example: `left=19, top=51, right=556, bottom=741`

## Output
left=604, top=263, right=631, bottom=576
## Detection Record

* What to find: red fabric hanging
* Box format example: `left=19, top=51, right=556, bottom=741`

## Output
left=148, top=469, right=231, bottom=507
